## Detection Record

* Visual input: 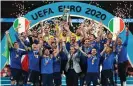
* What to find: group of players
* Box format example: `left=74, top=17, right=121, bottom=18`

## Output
left=5, top=18, right=129, bottom=86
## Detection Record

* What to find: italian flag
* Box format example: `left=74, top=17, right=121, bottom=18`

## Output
left=21, top=54, right=29, bottom=72
left=2, top=34, right=13, bottom=65
left=13, top=17, right=30, bottom=33
left=108, top=17, right=125, bottom=33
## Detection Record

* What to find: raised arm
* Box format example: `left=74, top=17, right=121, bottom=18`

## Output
left=53, top=39, right=60, bottom=57
left=86, top=20, right=94, bottom=33
left=123, top=27, right=129, bottom=46
left=64, top=23, right=71, bottom=37
left=5, top=31, right=13, bottom=48
left=39, top=47, right=43, bottom=56
left=96, top=21, right=104, bottom=41
left=113, top=31, right=120, bottom=52
left=17, top=35, right=30, bottom=51
left=80, top=23, right=88, bottom=40
left=38, top=22, right=44, bottom=34
left=62, top=41, right=69, bottom=55
left=74, top=43, right=92, bottom=58
left=100, top=44, right=107, bottom=56
left=15, top=30, right=20, bottom=42
left=79, top=47, right=88, bottom=57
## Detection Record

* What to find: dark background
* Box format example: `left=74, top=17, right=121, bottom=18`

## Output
left=1, top=1, right=133, bottom=39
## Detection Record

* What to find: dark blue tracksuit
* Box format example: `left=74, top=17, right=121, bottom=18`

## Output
left=86, top=54, right=101, bottom=86
left=41, top=56, right=55, bottom=86
left=27, top=51, right=41, bottom=85
left=15, top=33, right=30, bottom=85
left=79, top=46, right=90, bottom=86
left=9, top=47, right=27, bottom=85
left=116, top=31, right=129, bottom=84
left=101, top=52, right=116, bottom=86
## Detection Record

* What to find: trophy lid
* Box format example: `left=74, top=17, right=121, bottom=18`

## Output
left=64, top=8, right=70, bottom=13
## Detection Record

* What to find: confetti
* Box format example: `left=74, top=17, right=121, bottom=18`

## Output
left=113, top=2, right=132, bottom=19
left=88, top=1, right=103, bottom=8
left=11, top=1, right=36, bottom=17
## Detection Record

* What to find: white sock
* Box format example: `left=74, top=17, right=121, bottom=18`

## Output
left=123, top=81, right=126, bottom=86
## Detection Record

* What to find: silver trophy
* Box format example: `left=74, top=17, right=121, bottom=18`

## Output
left=62, top=8, right=70, bottom=22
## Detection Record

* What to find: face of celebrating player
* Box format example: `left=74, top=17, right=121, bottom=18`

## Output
left=105, top=46, right=112, bottom=54
left=44, top=49, right=50, bottom=56
left=33, top=30, right=38, bottom=37
left=107, top=33, right=113, bottom=39
left=84, top=39, right=89, bottom=47
left=39, top=40, right=44, bottom=46
left=89, top=34, right=95, bottom=41
left=32, top=44, right=38, bottom=51
left=44, top=28, right=49, bottom=35
left=21, top=32, right=27, bottom=38
left=91, top=48, right=97, bottom=56
left=50, top=37, right=55, bottom=43
left=14, top=42, right=19, bottom=49
left=38, top=34, right=43, bottom=41
left=51, top=42, right=57, bottom=49
left=117, top=37, right=122, bottom=45
left=70, top=36, right=76, bottom=43
left=62, top=29, right=67, bottom=36
left=70, top=46, right=76, bottom=55
left=19, top=35, right=25, bottom=42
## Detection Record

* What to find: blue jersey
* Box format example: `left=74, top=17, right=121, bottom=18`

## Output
left=87, top=54, right=101, bottom=73
left=90, top=41, right=100, bottom=53
left=41, top=56, right=55, bottom=74
left=96, top=38, right=114, bottom=52
left=102, top=52, right=116, bottom=70
left=104, top=38, right=115, bottom=47
left=90, top=41, right=97, bottom=48
left=116, top=35, right=128, bottom=63
left=99, top=39, right=106, bottom=52
left=9, top=48, right=27, bottom=69
left=28, top=51, right=41, bottom=72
